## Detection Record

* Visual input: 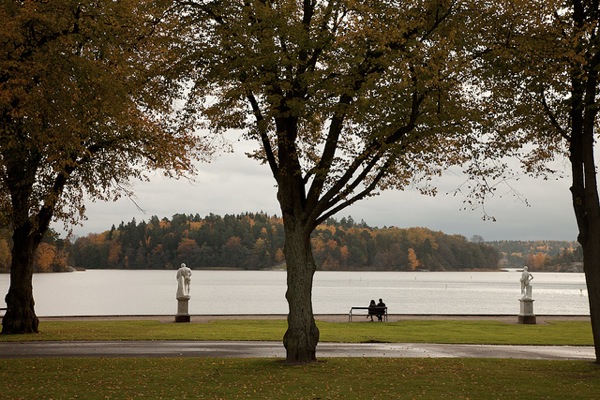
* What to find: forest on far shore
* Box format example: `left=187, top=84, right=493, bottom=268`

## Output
left=0, top=212, right=582, bottom=273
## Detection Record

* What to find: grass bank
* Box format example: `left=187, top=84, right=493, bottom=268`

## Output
left=1, top=357, right=599, bottom=399
left=0, top=319, right=593, bottom=345
left=0, top=319, right=597, bottom=399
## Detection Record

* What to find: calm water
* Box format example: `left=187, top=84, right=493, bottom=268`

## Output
left=0, top=270, right=590, bottom=316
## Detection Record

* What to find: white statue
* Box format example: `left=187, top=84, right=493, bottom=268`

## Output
left=520, top=266, right=534, bottom=299
left=176, top=263, right=192, bottom=299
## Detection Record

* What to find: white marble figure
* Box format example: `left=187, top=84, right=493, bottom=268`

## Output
left=176, top=263, right=192, bottom=299
left=520, top=266, right=534, bottom=299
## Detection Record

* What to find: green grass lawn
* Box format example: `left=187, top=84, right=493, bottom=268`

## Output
left=0, top=319, right=593, bottom=345
left=0, top=319, right=597, bottom=399
left=1, top=357, right=599, bottom=399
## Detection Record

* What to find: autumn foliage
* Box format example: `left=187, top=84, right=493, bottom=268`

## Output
left=0, top=220, right=582, bottom=274
left=62, top=213, right=501, bottom=271
left=0, top=0, right=203, bottom=333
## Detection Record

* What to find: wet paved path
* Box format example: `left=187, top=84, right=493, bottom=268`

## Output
left=1, top=315, right=592, bottom=360
left=0, top=341, right=594, bottom=360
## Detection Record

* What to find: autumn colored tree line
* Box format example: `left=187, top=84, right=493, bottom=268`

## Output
left=490, top=240, right=583, bottom=272
left=0, top=218, right=583, bottom=273
left=53, top=213, right=504, bottom=271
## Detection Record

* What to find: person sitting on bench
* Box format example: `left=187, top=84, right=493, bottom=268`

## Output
left=367, top=299, right=377, bottom=321
left=376, top=298, right=386, bottom=321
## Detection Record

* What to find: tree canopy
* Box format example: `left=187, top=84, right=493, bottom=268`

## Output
left=179, top=0, right=481, bottom=223
left=0, top=0, right=205, bottom=333
left=0, top=0, right=202, bottom=229
left=472, top=0, right=600, bottom=362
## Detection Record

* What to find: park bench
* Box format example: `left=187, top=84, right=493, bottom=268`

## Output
left=348, top=306, right=387, bottom=322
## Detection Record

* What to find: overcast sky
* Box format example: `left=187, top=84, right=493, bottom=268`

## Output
left=56, top=139, right=579, bottom=242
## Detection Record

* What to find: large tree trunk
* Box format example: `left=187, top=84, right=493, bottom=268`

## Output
left=581, top=229, right=600, bottom=363
left=569, top=82, right=600, bottom=361
left=570, top=142, right=600, bottom=363
left=282, top=220, right=320, bottom=363
left=567, top=13, right=600, bottom=359
left=2, top=224, right=39, bottom=334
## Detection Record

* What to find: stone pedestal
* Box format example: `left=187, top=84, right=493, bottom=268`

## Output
left=175, top=296, right=191, bottom=323
left=518, top=296, right=536, bottom=324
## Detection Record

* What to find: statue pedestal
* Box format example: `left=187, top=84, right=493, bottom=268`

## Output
left=175, top=296, right=191, bottom=323
left=518, top=297, right=536, bottom=324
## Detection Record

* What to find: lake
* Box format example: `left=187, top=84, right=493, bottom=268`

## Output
left=0, top=270, right=590, bottom=317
